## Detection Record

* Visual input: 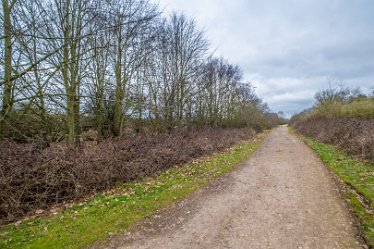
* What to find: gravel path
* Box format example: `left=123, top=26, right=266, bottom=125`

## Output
left=96, top=126, right=362, bottom=249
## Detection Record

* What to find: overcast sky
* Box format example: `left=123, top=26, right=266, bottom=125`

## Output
left=155, top=0, right=374, bottom=117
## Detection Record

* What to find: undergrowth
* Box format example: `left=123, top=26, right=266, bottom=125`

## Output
left=292, top=116, right=374, bottom=163
left=0, top=127, right=255, bottom=223
left=301, top=135, right=374, bottom=247
left=0, top=135, right=264, bottom=249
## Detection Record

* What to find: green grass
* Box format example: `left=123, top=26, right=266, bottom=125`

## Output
left=0, top=136, right=264, bottom=249
left=301, top=135, right=374, bottom=247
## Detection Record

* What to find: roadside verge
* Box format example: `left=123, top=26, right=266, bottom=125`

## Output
left=299, top=134, right=374, bottom=248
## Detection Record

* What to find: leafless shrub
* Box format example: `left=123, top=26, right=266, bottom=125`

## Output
left=292, top=116, right=374, bottom=163
left=0, top=128, right=255, bottom=224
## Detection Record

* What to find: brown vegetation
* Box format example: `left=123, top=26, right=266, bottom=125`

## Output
left=0, top=127, right=255, bottom=224
left=292, top=116, right=374, bottom=163
left=291, top=86, right=374, bottom=164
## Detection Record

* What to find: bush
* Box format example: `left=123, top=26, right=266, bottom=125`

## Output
left=292, top=116, right=374, bottom=163
left=341, top=99, right=374, bottom=119
left=0, top=127, right=256, bottom=224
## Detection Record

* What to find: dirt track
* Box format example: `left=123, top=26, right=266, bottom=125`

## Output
left=97, top=126, right=362, bottom=249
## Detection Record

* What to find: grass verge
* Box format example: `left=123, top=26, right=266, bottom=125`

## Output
left=300, top=135, right=374, bottom=247
left=0, top=135, right=264, bottom=249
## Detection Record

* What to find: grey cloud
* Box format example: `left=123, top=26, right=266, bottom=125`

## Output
left=156, top=0, right=374, bottom=116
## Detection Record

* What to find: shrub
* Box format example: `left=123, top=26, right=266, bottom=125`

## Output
left=0, top=127, right=255, bottom=224
left=341, top=99, right=374, bottom=119
left=292, top=116, right=374, bottom=163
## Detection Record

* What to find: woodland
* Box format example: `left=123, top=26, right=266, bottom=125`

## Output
left=0, top=0, right=281, bottom=223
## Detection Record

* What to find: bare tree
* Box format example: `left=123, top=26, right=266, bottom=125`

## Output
left=149, top=13, right=208, bottom=129
left=0, top=0, right=272, bottom=143
left=109, top=0, right=158, bottom=136
left=0, top=0, right=16, bottom=136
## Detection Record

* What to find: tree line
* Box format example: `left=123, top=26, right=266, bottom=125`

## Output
left=290, top=85, right=374, bottom=122
left=0, top=0, right=273, bottom=147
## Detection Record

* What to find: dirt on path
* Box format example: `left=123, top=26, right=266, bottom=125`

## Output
left=94, top=126, right=362, bottom=249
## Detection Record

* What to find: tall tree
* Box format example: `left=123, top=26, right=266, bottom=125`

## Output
left=151, top=13, right=208, bottom=128
left=43, top=0, right=93, bottom=146
left=0, top=0, right=16, bottom=136
left=110, top=0, right=158, bottom=136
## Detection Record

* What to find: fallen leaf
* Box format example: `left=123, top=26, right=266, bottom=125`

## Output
left=35, top=209, right=44, bottom=214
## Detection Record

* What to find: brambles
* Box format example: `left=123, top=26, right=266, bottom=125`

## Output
left=292, top=116, right=374, bottom=163
left=0, top=127, right=255, bottom=224
left=0, top=135, right=262, bottom=249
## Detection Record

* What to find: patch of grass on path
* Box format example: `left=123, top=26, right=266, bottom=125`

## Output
left=301, top=135, right=374, bottom=247
left=0, top=135, right=265, bottom=249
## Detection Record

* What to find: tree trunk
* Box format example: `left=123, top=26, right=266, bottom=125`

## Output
left=0, top=0, right=14, bottom=137
left=62, top=0, right=76, bottom=147
left=113, top=26, right=124, bottom=136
